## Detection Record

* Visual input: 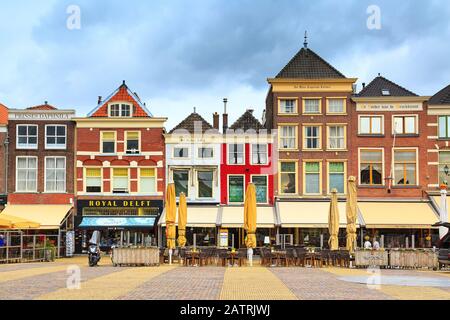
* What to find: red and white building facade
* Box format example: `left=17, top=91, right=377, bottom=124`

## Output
left=74, top=82, right=167, bottom=252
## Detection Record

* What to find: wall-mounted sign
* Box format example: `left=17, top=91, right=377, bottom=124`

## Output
left=78, top=199, right=161, bottom=208
left=219, top=229, right=229, bottom=248
left=9, top=112, right=75, bottom=121
left=356, top=103, right=422, bottom=112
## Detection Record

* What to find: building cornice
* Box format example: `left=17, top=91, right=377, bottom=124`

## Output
left=352, top=96, right=430, bottom=103
left=74, top=117, right=167, bottom=128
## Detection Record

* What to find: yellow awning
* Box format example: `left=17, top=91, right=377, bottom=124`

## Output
left=159, top=206, right=219, bottom=228
left=0, top=213, right=40, bottom=229
left=0, top=205, right=72, bottom=230
left=277, top=201, right=358, bottom=228
left=358, top=202, right=439, bottom=229
left=220, top=206, right=275, bottom=228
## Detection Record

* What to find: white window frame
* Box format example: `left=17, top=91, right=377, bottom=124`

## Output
left=172, top=168, right=191, bottom=197
left=392, top=114, right=418, bottom=135
left=138, top=167, right=157, bottom=194
left=197, top=147, right=214, bottom=159
left=303, top=125, right=322, bottom=150
left=45, top=124, right=67, bottom=150
left=100, top=131, right=116, bottom=154
left=16, top=124, right=38, bottom=150
left=84, top=167, right=103, bottom=193
left=112, top=168, right=130, bottom=193
left=173, top=146, right=190, bottom=159
left=358, top=115, right=384, bottom=135
left=326, top=98, right=346, bottom=114
left=327, top=125, right=346, bottom=150
left=44, top=156, right=66, bottom=193
left=15, top=156, right=38, bottom=192
left=196, top=169, right=215, bottom=199
left=125, top=131, right=141, bottom=154
left=358, top=148, right=385, bottom=186
left=227, top=143, right=245, bottom=165
left=108, top=102, right=132, bottom=118
left=250, top=143, right=268, bottom=165
left=227, top=174, right=245, bottom=204
left=251, top=174, right=269, bottom=204
left=278, top=98, right=298, bottom=114
left=279, top=125, right=297, bottom=150
left=303, top=98, right=322, bottom=114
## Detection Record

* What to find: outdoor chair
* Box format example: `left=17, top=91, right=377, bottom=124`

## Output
left=285, top=248, right=296, bottom=266
left=339, top=250, right=351, bottom=268
left=261, top=248, right=276, bottom=266
left=314, top=250, right=330, bottom=268
left=330, top=250, right=340, bottom=266
left=217, top=249, right=231, bottom=267
left=237, top=248, right=247, bottom=266
left=199, top=250, right=209, bottom=266
left=295, top=248, right=307, bottom=267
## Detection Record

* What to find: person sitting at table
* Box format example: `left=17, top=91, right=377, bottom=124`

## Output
left=364, top=239, right=372, bottom=249
left=373, top=238, right=380, bottom=250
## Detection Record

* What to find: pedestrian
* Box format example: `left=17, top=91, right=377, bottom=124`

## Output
left=373, top=238, right=380, bottom=250
left=0, top=234, right=4, bottom=247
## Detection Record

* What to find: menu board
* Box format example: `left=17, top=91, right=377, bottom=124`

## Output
left=219, top=229, right=229, bottom=248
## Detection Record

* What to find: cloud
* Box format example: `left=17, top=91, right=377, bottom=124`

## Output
left=0, top=0, right=449, bottom=129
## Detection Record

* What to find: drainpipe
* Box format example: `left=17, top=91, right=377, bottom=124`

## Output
left=4, top=134, right=9, bottom=197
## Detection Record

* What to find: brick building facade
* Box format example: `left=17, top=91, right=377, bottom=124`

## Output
left=0, top=103, right=8, bottom=209
left=74, top=82, right=167, bottom=252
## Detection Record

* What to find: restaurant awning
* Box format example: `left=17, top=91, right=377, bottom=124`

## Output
left=0, top=205, right=72, bottom=230
left=431, top=196, right=450, bottom=214
left=358, top=201, right=439, bottom=229
left=219, top=206, right=276, bottom=228
left=158, top=206, right=219, bottom=228
left=277, top=201, right=359, bottom=228
left=78, top=216, right=157, bottom=229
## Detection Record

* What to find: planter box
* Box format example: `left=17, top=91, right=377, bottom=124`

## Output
left=111, top=247, right=160, bottom=267
left=389, top=250, right=438, bottom=269
left=355, top=250, right=389, bottom=267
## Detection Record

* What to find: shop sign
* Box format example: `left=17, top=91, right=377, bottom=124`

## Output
left=9, top=111, right=75, bottom=120
left=79, top=199, right=159, bottom=208
left=66, top=231, right=75, bottom=257
left=356, top=102, right=422, bottom=112
left=219, top=229, right=229, bottom=248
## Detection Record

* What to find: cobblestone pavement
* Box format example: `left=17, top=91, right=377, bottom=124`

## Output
left=0, top=257, right=449, bottom=300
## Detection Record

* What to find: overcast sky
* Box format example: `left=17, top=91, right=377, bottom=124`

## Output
left=0, top=0, right=449, bottom=129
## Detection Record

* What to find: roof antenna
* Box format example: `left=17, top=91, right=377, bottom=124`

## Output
left=303, top=31, right=308, bottom=49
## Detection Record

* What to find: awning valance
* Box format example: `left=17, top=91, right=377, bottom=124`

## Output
left=277, top=201, right=359, bottom=228
left=158, top=206, right=219, bottom=228
left=79, top=216, right=156, bottom=229
left=220, top=206, right=276, bottom=228
left=358, top=201, right=439, bottom=229
left=0, top=205, right=72, bottom=230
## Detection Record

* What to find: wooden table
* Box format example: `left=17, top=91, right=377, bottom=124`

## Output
left=272, top=251, right=287, bottom=266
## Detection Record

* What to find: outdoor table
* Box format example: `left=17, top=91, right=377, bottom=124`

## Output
left=305, top=251, right=317, bottom=267
left=227, top=251, right=238, bottom=266
left=272, top=250, right=287, bottom=266
left=185, top=251, right=199, bottom=266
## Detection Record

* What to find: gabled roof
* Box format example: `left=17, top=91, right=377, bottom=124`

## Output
left=229, top=109, right=264, bottom=132
left=276, top=47, right=346, bottom=79
left=358, top=76, right=418, bottom=97
left=169, top=112, right=215, bottom=134
left=27, top=102, right=58, bottom=110
left=429, top=84, right=450, bottom=105
left=87, top=81, right=153, bottom=118
left=0, top=103, right=8, bottom=125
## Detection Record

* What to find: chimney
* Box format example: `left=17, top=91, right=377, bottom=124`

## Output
left=98, top=96, right=102, bottom=105
left=352, top=84, right=357, bottom=94
left=222, top=98, right=228, bottom=133
left=213, top=112, right=219, bottom=130
left=362, top=83, right=366, bottom=89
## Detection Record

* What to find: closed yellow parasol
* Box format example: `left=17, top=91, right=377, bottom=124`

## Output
left=165, top=183, right=177, bottom=250
left=244, top=183, right=257, bottom=249
left=328, top=189, right=340, bottom=251
left=177, top=192, right=187, bottom=248
left=346, top=176, right=358, bottom=253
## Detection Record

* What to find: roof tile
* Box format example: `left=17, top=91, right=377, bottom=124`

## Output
left=429, top=84, right=450, bottom=105
left=229, top=110, right=264, bottom=132
left=169, top=112, right=215, bottom=134
left=358, top=76, right=417, bottom=97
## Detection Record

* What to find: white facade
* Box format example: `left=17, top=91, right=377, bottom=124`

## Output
left=165, top=133, right=221, bottom=203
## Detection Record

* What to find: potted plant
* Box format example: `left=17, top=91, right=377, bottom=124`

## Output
left=44, top=239, right=56, bottom=262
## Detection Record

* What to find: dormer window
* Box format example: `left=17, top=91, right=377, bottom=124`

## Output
left=109, top=103, right=132, bottom=117
left=381, top=89, right=390, bottom=96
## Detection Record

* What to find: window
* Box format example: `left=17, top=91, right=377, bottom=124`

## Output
left=228, top=144, right=244, bottom=164
left=359, top=116, right=383, bottom=135
left=173, top=169, right=189, bottom=196
left=393, top=116, right=417, bottom=135
left=393, top=149, right=417, bottom=186
left=438, top=116, right=450, bottom=139
left=329, top=162, right=345, bottom=193
left=86, top=168, right=102, bottom=193
left=17, top=125, right=38, bottom=149
left=327, top=99, right=345, bottom=113
left=304, top=162, right=321, bottom=194
left=228, top=176, right=244, bottom=203
left=197, top=170, right=214, bottom=198
left=360, top=149, right=383, bottom=185
left=113, top=168, right=129, bottom=193
left=140, top=168, right=156, bottom=193
left=109, top=103, right=132, bottom=117
left=279, top=99, right=296, bottom=114
left=173, top=147, right=189, bottom=158
left=101, top=132, right=115, bottom=154
left=279, top=126, right=296, bottom=149
left=439, top=152, right=450, bottom=185
left=304, top=126, right=321, bottom=149
left=16, top=157, right=37, bottom=192
left=252, top=176, right=268, bottom=203
left=45, top=125, right=66, bottom=149
left=126, top=132, right=140, bottom=154
left=381, top=89, right=391, bottom=96
left=198, top=147, right=214, bottom=159
left=328, top=125, right=345, bottom=149
left=304, top=99, right=321, bottom=114
left=251, top=144, right=268, bottom=165
left=45, top=157, right=66, bottom=192
left=280, top=162, right=297, bottom=194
